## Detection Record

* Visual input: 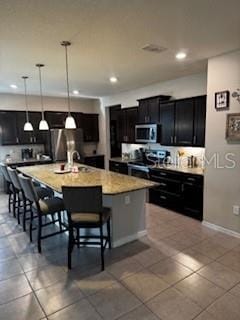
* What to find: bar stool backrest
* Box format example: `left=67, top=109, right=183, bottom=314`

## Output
left=0, top=163, right=12, bottom=183
left=62, top=186, right=103, bottom=217
left=7, top=167, right=21, bottom=191
left=18, top=174, right=39, bottom=203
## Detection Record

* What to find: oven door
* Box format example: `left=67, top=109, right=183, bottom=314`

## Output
left=128, top=164, right=150, bottom=180
left=135, top=124, right=157, bottom=143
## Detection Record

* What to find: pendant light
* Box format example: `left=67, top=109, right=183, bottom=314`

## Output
left=36, top=64, right=49, bottom=130
left=22, top=76, right=33, bottom=131
left=61, top=41, right=76, bottom=129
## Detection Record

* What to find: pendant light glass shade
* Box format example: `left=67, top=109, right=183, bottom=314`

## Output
left=24, top=121, right=33, bottom=131
left=22, top=76, right=33, bottom=132
left=39, top=119, right=49, bottom=130
left=65, top=115, right=77, bottom=129
left=36, top=64, right=49, bottom=130
left=61, top=41, right=76, bottom=129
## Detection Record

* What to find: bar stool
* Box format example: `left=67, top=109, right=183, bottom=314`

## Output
left=0, top=163, right=15, bottom=215
left=62, top=186, right=111, bottom=271
left=7, top=167, right=54, bottom=231
left=18, top=174, right=66, bottom=253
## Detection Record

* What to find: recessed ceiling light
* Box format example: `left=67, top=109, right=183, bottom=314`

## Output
left=10, top=84, right=18, bottom=89
left=110, top=76, right=118, bottom=83
left=72, top=90, right=79, bottom=95
left=176, top=52, right=187, bottom=60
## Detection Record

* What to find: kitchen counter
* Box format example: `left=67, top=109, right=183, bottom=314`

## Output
left=17, top=163, right=157, bottom=248
left=3, top=158, right=52, bottom=166
left=110, top=157, right=204, bottom=176
left=109, top=157, right=133, bottom=164
left=150, top=164, right=204, bottom=176
left=17, top=163, right=157, bottom=195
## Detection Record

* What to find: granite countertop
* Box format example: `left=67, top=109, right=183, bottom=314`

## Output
left=17, top=163, right=157, bottom=195
left=83, top=154, right=104, bottom=158
left=110, top=157, right=204, bottom=176
left=150, top=164, right=204, bottom=176
left=3, top=158, right=52, bottom=166
left=109, top=157, right=132, bottom=164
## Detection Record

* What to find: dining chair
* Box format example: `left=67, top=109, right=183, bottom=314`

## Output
left=18, top=174, right=66, bottom=252
left=62, top=186, right=111, bottom=271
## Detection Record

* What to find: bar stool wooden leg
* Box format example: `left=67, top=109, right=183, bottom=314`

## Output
left=57, top=212, right=62, bottom=231
left=29, top=206, right=34, bottom=242
left=100, top=224, right=104, bottom=271
left=23, top=197, right=27, bottom=232
left=37, top=215, right=42, bottom=253
left=68, top=227, right=74, bottom=269
left=12, top=193, right=16, bottom=218
left=17, top=194, right=21, bottom=224
left=76, top=228, right=80, bottom=248
left=107, top=219, right=111, bottom=249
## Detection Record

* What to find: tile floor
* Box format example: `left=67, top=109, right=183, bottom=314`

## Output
left=0, top=192, right=240, bottom=319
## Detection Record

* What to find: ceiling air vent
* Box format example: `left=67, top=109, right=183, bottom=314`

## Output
left=142, top=44, right=167, bottom=53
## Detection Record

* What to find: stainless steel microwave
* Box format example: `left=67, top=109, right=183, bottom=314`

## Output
left=135, top=124, right=159, bottom=143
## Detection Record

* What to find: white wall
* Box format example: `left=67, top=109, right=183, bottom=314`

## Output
left=0, top=93, right=98, bottom=113
left=204, top=50, right=240, bottom=232
left=102, top=73, right=207, bottom=108
left=99, top=72, right=207, bottom=166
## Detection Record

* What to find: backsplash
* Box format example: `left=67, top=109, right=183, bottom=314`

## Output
left=0, top=144, right=45, bottom=191
left=122, top=143, right=205, bottom=167
left=0, top=144, right=45, bottom=162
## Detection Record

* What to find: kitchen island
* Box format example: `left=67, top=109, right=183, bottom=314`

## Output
left=18, top=163, right=157, bottom=247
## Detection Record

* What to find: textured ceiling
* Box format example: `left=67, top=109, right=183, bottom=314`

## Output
left=0, top=0, right=239, bottom=98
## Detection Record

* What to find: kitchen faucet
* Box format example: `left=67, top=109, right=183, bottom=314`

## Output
left=67, top=150, right=80, bottom=168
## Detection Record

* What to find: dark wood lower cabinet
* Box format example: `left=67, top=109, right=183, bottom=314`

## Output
left=84, top=155, right=105, bottom=169
left=109, top=160, right=128, bottom=175
left=149, top=168, right=203, bottom=220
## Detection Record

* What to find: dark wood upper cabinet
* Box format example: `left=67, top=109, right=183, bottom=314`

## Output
left=125, top=107, right=138, bottom=143
left=159, top=95, right=206, bottom=147
left=116, top=107, right=138, bottom=143
left=16, top=111, right=34, bottom=144
left=82, top=113, right=99, bottom=142
left=0, top=111, right=18, bottom=145
left=137, top=95, right=171, bottom=124
left=175, top=99, right=194, bottom=146
left=29, top=112, right=45, bottom=144
left=138, top=99, right=150, bottom=123
left=109, top=106, right=122, bottom=157
left=193, top=96, right=206, bottom=147
left=71, top=112, right=83, bottom=129
left=45, top=111, right=67, bottom=129
left=159, top=101, right=175, bottom=145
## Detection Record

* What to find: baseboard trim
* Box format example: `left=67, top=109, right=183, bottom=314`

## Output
left=113, top=230, right=147, bottom=248
left=202, top=220, right=240, bottom=239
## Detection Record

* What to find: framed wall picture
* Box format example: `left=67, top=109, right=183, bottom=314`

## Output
left=215, top=90, right=230, bottom=110
left=226, top=113, right=240, bottom=142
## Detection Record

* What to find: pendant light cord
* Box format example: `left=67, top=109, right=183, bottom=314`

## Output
left=64, top=44, right=71, bottom=116
left=23, top=77, right=29, bottom=122
left=38, top=66, right=44, bottom=120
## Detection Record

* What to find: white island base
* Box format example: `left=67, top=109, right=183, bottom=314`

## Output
left=103, top=189, right=147, bottom=248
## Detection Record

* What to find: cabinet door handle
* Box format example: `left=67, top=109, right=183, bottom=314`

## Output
left=171, top=136, right=173, bottom=144
left=160, top=195, right=167, bottom=200
left=159, top=182, right=167, bottom=187
left=181, top=184, right=184, bottom=192
left=16, top=137, right=19, bottom=144
left=187, top=177, right=196, bottom=182
left=193, top=135, right=197, bottom=144
left=174, top=136, right=177, bottom=143
left=160, top=172, right=167, bottom=176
